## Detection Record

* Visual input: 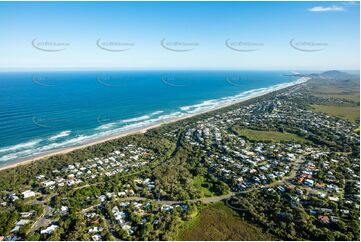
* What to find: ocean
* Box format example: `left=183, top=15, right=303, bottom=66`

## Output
left=0, top=70, right=304, bottom=165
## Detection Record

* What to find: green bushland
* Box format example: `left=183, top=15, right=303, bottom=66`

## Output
left=311, top=104, right=360, bottom=123
left=234, top=128, right=307, bottom=143
left=173, top=202, right=275, bottom=241
left=311, top=85, right=360, bottom=103
left=192, top=175, right=215, bottom=197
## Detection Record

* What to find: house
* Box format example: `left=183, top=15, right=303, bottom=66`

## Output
left=330, top=216, right=340, bottom=223
left=9, top=193, right=19, bottom=202
left=309, top=209, right=317, bottom=215
left=20, top=212, right=34, bottom=218
left=36, top=175, right=45, bottom=180
left=43, top=181, right=56, bottom=187
left=92, top=234, right=102, bottom=241
left=126, top=189, right=135, bottom=195
left=68, top=165, right=75, bottom=170
left=329, top=196, right=339, bottom=202
left=296, top=188, right=303, bottom=195
left=106, top=192, right=115, bottom=198
left=98, top=195, right=106, bottom=202
left=118, top=192, right=126, bottom=197
left=10, top=226, right=20, bottom=233
left=40, top=225, right=58, bottom=234
left=121, top=223, right=134, bottom=234
left=60, top=206, right=69, bottom=213
left=304, top=179, right=314, bottom=187
left=88, top=227, right=103, bottom=233
left=114, top=211, right=126, bottom=222
left=277, top=186, right=285, bottom=192
left=22, top=190, right=36, bottom=199
left=4, top=235, right=18, bottom=241
left=318, top=193, right=326, bottom=199
left=15, top=220, right=29, bottom=226
left=340, top=209, right=350, bottom=216
left=320, top=208, right=333, bottom=214
left=161, top=205, right=174, bottom=212
left=318, top=215, right=330, bottom=224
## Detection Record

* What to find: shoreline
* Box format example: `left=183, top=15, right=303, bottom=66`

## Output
left=0, top=77, right=310, bottom=172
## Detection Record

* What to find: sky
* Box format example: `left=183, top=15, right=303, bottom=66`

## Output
left=0, top=1, right=359, bottom=71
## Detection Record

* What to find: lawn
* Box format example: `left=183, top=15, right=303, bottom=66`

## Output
left=311, top=105, right=360, bottom=123
left=173, top=202, right=275, bottom=241
left=234, top=128, right=307, bottom=143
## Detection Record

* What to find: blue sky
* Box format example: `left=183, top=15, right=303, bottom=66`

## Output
left=0, top=1, right=359, bottom=70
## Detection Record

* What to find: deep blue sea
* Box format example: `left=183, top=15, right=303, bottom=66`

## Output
left=0, top=70, right=302, bottom=165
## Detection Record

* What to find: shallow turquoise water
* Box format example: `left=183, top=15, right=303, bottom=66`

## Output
left=0, top=70, right=298, bottom=164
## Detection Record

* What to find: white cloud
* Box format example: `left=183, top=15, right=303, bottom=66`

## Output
left=308, top=5, right=345, bottom=12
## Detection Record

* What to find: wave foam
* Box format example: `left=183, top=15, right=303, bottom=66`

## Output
left=0, top=139, right=42, bottom=154
left=151, top=110, right=164, bottom=115
left=49, top=130, right=71, bottom=141
left=0, top=77, right=310, bottom=163
left=122, top=115, right=150, bottom=123
left=180, top=77, right=310, bottom=115
left=96, top=122, right=116, bottom=130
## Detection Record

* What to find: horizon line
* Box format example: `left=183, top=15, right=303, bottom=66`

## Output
left=0, top=67, right=359, bottom=73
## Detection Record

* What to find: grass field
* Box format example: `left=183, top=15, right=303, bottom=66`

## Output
left=192, top=175, right=215, bottom=197
left=311, top=105, right=360, bottom=123
left=314, top=93, right=360, bottom=103
left=311, top=85, right=360, bottom=103
left=234, top=128, right=307, bottom=143
left=311, top=81, right=360, bottom=102
left=174, top=202, right=274, bottom=241
left=308, top=80, right=360, bottom=124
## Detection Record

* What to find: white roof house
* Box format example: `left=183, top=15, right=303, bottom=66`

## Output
left=60, top=206, right=69, bottom=213
left=43, top=181, right=56, bottom=187
left=40, top=225, right=58, bottom=234
left=16, top=219, right=30, bottom=226
left=92, top=234, right=102, bottom=241
left=22, top=190, right=36, bottom=199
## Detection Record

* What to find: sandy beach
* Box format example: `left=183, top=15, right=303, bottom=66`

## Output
left=0, top=77, right=310, bottom=172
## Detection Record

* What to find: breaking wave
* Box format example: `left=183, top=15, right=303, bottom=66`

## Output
left=0, top=139, right=42, bottom=153
left=49, top=130, right=71, bottom=141
left=0, top=77, right=309, bottom=163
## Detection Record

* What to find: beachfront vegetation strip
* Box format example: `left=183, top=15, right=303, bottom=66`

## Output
left=0, top=71, right=359, bottom=241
